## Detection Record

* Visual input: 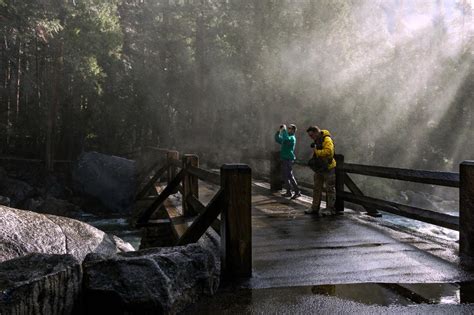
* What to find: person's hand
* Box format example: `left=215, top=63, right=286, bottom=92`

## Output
left=310, top=143, right=316, bottom=148
left=280, top=124, right=287, bottom=130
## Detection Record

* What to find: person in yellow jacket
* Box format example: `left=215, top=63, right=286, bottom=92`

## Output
left=305, top=126, right=337, bottom=216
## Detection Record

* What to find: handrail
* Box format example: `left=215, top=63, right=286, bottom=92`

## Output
left=185, top=166, right=220, bottom=186
left=267, top=151, right=462, bottom=231
left=186, top=195, right=221, bottom=235
left=176, top=189, right=225, bottom=245
left=136, top=169, right=185, bottom=226
left=343, top=163, right=459, bottom=188
left=135, top=163, right=170, bottom=201
left=169, top=158, right=183, bottom=168
left=134, top=149, right=252, bottom=278
left=340, top=192, right=459, bottom=230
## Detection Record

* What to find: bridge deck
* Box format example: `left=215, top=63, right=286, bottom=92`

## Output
left=197, top=181, right=473, bottom=289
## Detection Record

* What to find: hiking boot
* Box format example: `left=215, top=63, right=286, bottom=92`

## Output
left=291, top=191, right=302, bottom=199
left=321, top=208, right=336, bottom=216
left=304, top=208, right=319, bottom=216
left=281, top=191, right=292, bottom=197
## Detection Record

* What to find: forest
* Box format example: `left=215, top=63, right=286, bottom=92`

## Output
left=1, top=0, right=473, bottom=171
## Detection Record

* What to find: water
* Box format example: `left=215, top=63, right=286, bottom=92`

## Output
left=383, top=189, right=459, bottom=242
left=81, top=214, right=142, bottom=250
left=379, top=212, right=459, bottom=242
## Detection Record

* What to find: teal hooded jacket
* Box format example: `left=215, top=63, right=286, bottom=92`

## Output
left=274, top=129, right=296, bottom=161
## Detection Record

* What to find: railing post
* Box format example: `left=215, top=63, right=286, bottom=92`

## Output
left=270, top=151, right=282, bottom=191
left=167, top=150, right=179, bottom=183
left=220, top=164, right=252, bottom=278
left=182, top=154, right=199, bottom=217
left=335, top=154, right=345, bottom=213
left=460, top=161, right=474, bottom=268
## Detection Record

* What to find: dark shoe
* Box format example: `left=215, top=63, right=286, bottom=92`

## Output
left=291, top=192, right=302, bottom=199
left=304, top=208, right=319, bottom=215
left=321, top=208, right=336, bottom=216
left=281, top=191, right=292, bottom=197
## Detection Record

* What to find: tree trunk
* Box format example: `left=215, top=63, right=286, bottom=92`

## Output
left=15, top=41, right=21, bottom=122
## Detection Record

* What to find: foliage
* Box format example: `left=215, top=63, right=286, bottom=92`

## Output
left=0, top=0, right=472, bottom=171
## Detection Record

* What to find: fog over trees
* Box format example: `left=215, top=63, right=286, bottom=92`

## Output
left=1, top=0, right=473, bottom=172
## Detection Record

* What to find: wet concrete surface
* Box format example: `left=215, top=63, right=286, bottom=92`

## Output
left=178, top=181, right=474, bottom=313
left=195, top=181, right=474, bottom=289
left=187, top=283, right=474, bottom=314
left=244, top=187, right=474, bottom=289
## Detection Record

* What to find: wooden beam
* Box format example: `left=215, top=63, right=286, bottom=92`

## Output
left=221, top=164, right=252, bottom=279
left=186, top=165, right=220, bottom=186
left=187, top=195, right=220, bottom=235
left=168, top=158, right=182, bottom=168
left=344, top=173, right=381, bottom=217
left=135, top=163, right=169, bottom=201
left=270, top=151, right=282, bottom=191
left=340, top=191, right=459, bottom=230
left=136, top=160, right=162, bottom=189
left=176, top=189, right=225, bottom=245
left=182, top=154, right=199, bottom=216
left=167, top=150, right=179, bottom=183
left=460, top=161, right=474, bottom=266
left=335, top=154, right=345, bottom=213
left=136, top=169, right=185, bottom=226
left=344, top=163, right=459, bottom=188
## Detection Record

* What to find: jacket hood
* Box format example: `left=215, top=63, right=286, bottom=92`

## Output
left=321, top=130, right=331, bottom=137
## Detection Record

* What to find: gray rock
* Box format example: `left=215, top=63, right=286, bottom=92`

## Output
left=0, top=206, right=134, bottom=263
left=72, top=151, right=137, bottom=214
left=0, top=196, right=10, bottom=207
left=36, top=196, right=83, bottom=217
left=23, top=196, right=44, bottom=211
left=0, top=253, right=81, bottom=315
left=0, top=177, right=35, bottom=208
left=43, top=175, right=70, bottom=200
left=83, top=244, right=220, bottom=314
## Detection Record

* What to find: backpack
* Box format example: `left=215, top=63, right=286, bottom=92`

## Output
left=308, top=135, right=334, bottom=173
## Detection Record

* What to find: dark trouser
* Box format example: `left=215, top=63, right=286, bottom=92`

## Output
left=281, top=159, right=299, bottom=193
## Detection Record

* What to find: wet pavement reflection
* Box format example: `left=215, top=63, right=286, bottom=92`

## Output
left=187, top=282, right=474, bottom=313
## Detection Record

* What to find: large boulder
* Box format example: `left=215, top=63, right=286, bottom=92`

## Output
left=83, top=243, right=220, bottom=314
left=0, top=253, right=81, bottom=315
left=72, top=152, right=136, bottom=214
left=0, top=175, right=35, bottom=208
left=0, top=196, right=10, bottom=207
left=0, top=206, right=134, bottom=263
left=25, top=196, right=83, bottom=218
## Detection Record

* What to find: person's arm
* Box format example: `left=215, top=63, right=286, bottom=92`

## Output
left=314, top=137, right=334, bottom=159
left=280, top=129, right=295, bottom=146
left=274, top=131, right=283, bottom=144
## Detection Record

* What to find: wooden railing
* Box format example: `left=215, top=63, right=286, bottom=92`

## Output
left=267, top=152, right=474, bottom=264
left=134, top=148, right=252, bottom=279
left=339, top=159, right=459, bottom=230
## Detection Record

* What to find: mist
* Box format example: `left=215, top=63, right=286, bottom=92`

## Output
left=1, top=0, right=472, bottom=183
left=186, top=0, right=473, bottom=172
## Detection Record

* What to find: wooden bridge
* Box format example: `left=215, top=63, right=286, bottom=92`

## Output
left=132, top=147, right=474, bottom=287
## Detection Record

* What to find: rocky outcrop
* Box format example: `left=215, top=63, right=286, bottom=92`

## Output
left=0, top=196, right=10, bottom=207
left=0, top=253, right=81, bottom=315
left=0, top=206, right=134, bottom=263
left=83, top=243, right=220, bottom=314
left=25, top=196, right=83, bottom=217
left=24, top=196, right=83, bottom=217
left=0, top=176, right=35, bottom=208
left=72, top=152, right=136, bottom=214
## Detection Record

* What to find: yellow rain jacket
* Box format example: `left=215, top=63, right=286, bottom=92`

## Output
left=313, top=130, right=336, bottom=170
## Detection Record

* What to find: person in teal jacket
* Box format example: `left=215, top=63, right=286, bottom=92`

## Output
left=274, top=124, right=301, bottom=199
